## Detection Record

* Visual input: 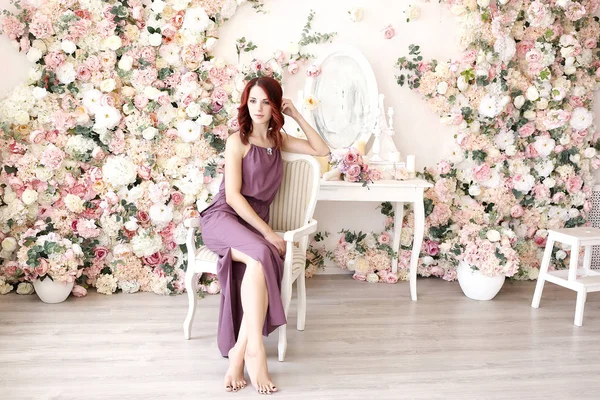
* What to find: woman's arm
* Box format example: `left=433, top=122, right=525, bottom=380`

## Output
left=223, top=133, right=285, bottom=255
left=281, top=98, right=330, bottom=156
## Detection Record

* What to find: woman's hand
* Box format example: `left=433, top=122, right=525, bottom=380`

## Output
left=264, top=230, right=286, bottom=257
left=281, top=98, right=299, bottom=119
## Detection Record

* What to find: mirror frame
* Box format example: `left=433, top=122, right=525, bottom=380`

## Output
left=302, top=45, right=379, bottom=150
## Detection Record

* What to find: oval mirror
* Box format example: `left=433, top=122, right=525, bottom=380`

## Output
left=303, top=46, right=379, bottom=149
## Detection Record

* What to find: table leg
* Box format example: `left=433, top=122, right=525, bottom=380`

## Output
left=391, top=202, right=404, bottom=274
left=410, top=191, right=425, bottom=301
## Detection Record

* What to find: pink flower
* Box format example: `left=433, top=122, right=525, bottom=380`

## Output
left=144, top=252, right=164, bottom=266
left=424, top=240, right=439, bottom=256
left=384, top=272, right=398, bottom=284
left=94, top=246, right=109, bottom=261
left=352, top=273, right=366, bottom=281
left=71, top=285, right=87, bottom=297
left=171, top=191, right=184, bottom=206
left=584, top=38, right=597, bottom=49
left=207, top=280, right=221, bottom=295
left=29, top=13, right=54, bottom=39
left=461, top=50, right=477, bottom=64
left=567, top=175, right=583, bottom=194
left=383, top=24, right=395, bottom=39
left=287, top=61, right=299, bottom=75
left=306, top=64, right=321, bottom=77
left=473, top=164, right=491, bottom=182
left=40, top=145, right=65, bottom=170
left=1, top=15, right=25, bottom=40
left=345, top=164, right=361, bottom=182
left=511, top=205, right=524, bottom=218
left=136, top=210, right=150, bottom=224
left=44, top=51, right=66, bottom=69
left=344, top=150, right=360, bottom=165
left=212, top=125, right=228, bottom=140
left=378, top=232, right=391, bottom=245
left=518, top=122, right=536, bottom=137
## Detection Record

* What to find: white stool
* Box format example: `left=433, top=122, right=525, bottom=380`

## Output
left=531, top=227, right=600, bottom=326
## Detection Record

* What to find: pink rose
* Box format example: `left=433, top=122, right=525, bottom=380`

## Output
left=510, top=205, right=524, bottom=218
left=344, top=150, right=359, bottom=165
left=345, top=164, right=362, bottom=182
left=533, top=235, right=546, bottom=247
left=306, top=64, right=321, bottom=77
left=552, top=192, right=566, bottom=204
left=29, top=13, right=54, bottom=39
left=92, top=147, right=106, bottom=160
left=287, top=61, right=299, bottom=75
left=171, top=191, right=184, bottom=206
left=352, top=273, right=366, bottom=281
left=94, top=246, right=109, bottom=261
left=35, top=258, right=49, bottom=276
left=584, top=38, right=597, bottom=49
left=71, top=285, right=87, bottom=297
left=424, top=240, right=439, bottom=256
left=384, top=272, right=398, bottom=284
left=461, top=50, right=477, bottom=64
left=378, top=232, right=391, bottom=245
left=518, top=122, right=536, bottom=137
left=383, top=24, right=395, bottom=39
left=429, top=265, right=445, bottom=277
left=207, top=280, right=221, bottom=295
left=567, top=175, right=583, bottom=194
left=137, top=165, right=152, bottom=180
left=136, top=210, right=150, bottom=224
left=143, top=252, right=164, bottom=266
left=473, top=164, right=491, bottom=182
left=438, top=160, right=451, bottom=175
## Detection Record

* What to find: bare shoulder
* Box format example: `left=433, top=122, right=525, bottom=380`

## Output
left=225, top=132, right=248, bottom=157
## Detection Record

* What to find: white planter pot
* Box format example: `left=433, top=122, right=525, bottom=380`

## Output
left=32, top=278, right=74, bottom=304
left=456, top=261, right=505, bottom=301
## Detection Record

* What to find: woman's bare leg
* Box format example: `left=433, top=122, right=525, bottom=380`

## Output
left=231, top=248, right=277, bottom=395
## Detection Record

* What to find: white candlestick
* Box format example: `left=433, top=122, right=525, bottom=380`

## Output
left=406, top=155, right=415, bottom=173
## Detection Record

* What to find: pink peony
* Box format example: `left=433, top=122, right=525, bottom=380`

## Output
left=287, top=61, right=300, bottom=75
left=383, top=24, right=395, bottom=39
left=473, top=164, right=491, bottom=182
left=71, top=285, right=87, bottom=297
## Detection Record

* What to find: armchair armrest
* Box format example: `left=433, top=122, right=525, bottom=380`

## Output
left=283, top=219, right=318, bottom=242
left=184, top=217, right=201, bottom=228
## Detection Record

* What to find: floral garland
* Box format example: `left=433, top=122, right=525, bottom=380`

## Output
left=394, top=0, right=600, bottom=280
left=0, top=0, right=335, bottom=296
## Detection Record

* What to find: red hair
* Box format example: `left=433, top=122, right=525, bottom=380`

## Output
left=237, top=77, right=284, bottom=149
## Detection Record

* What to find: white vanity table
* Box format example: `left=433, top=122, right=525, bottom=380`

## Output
left=300, top=45, right=432, bottom=301
left=317, top=179, right=432, bottom=301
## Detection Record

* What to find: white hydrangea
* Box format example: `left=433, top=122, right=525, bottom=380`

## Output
left=102, top=155, right=138, bottom=188
left=131, top=232, right=163, bottom=257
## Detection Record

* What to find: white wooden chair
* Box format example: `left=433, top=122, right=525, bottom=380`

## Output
left=531, top=227, right=600, bottom=326
left=182, top=152, right=321, bottom=361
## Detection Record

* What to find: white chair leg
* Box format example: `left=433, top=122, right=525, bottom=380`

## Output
left=532, top=238, right=554, bottom=308
left=297, top=272, right=306, bottom=331
left=574, top=289, right=587, bottom=327
left=183, top=271, right=198, bottom=340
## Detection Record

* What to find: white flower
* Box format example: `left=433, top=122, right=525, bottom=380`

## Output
left=142, top=127, right=158, bottom=140
left=149, top=33, right=162, bottom=46
left=513, top=174, right=535, bottom=193
left=535, top=159, right=554, bottom=177
left=186, top=103, right=201, bottom=118
left=149, top=204, right=173, bottom=228
left=124, top=217, right=139, bottom=232
left=56, top=62, right=76, bottom=84
left=0, top=278, right=13, bottom=295
left=93, top=105, right=121, bottom=130
left=469, top=185, right=481, bottom=196
left=533, top=136, right=556, bottom=157
left=495, top=131, right=514, bottom=150
left=366, top=273, right=379, bottom=283
left=494, top=36, right=516, bottom=62
left=422, top=256, right=434, bottom=265
left=544, top=177, right=556, bottom=188
left=570, top=107, right=593, bottom=131
left=82, top=89, right=103, bottom=114
left=304, top=95, right=320, bottom=110
left=1, top=237, right=17, bottom=252
left=199, top=113, right=213, bottom=126
left=151, top=0, right=166, bottom=13
left=100, top=78, right=116, bottom=93
left=96, top=274, right=118, bottom=295
left=349, top=7, right=364, bottom=22
left=205, top=37, right=218, bottom=51
left=513, top=95, right=525, bottom=109
left=526, top=86, right=540, bottom=101
left=556, top=250, right=567, bottom=260
left=478, top=95, right=501, bottom=118
left=102, top=155, right=138, bottom=188
left=131, top=233, right=163, bottom=257
left=61, top=40, right=76, bottom=54
left=457, top=75, right=469, bottom=92
left=175, top=143, right=192, bottom=158
left=524, top=110, right=537, bottom=120
left=159, top=43, right=181, bottom=65
left=407, top=5, right=421, bottom=21
left=21, top=189, right=38, bottom=206
left=118, top=54, right=133, bottom=71
left=32, top=87, right=47, bottom=99
left=584, top=148, right=597, bottom=158
left=477, top=0, right=490, bottom=7
left=182, top=7, right=210, bottom=32
left=177, top=119, right=202, bottom=142
left=505, top=145, right=517, bottom=156
left=102, top=35, right=122, bottom=51
left=437, top=81, right=448, bottom=95
left=486, top=229, right=501, bottom=242
left=16, top=282, right=34, bottom=295
left=26, top=47, right=42, bottom=62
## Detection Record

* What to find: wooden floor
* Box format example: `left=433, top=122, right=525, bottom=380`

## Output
left=2, top=276, right=600, bottom=399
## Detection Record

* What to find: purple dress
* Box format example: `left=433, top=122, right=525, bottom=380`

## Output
left=199, top=144, right=286, bottom=357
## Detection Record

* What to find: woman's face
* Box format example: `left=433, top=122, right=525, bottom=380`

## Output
left=247, top=85, right=272, bottom=125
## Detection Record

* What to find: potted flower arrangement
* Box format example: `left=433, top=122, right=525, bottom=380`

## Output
left=17, top=220, right=84, bottom=303
left=452, top=222, right=520, bottom=300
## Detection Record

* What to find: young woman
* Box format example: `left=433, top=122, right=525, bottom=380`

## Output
left=199, top=76, right=329, bottom=395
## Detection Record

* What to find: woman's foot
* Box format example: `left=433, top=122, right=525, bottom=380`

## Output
left=224, top=345, right=247, bottom=392
left=245, top=343, right=278, bottom=395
